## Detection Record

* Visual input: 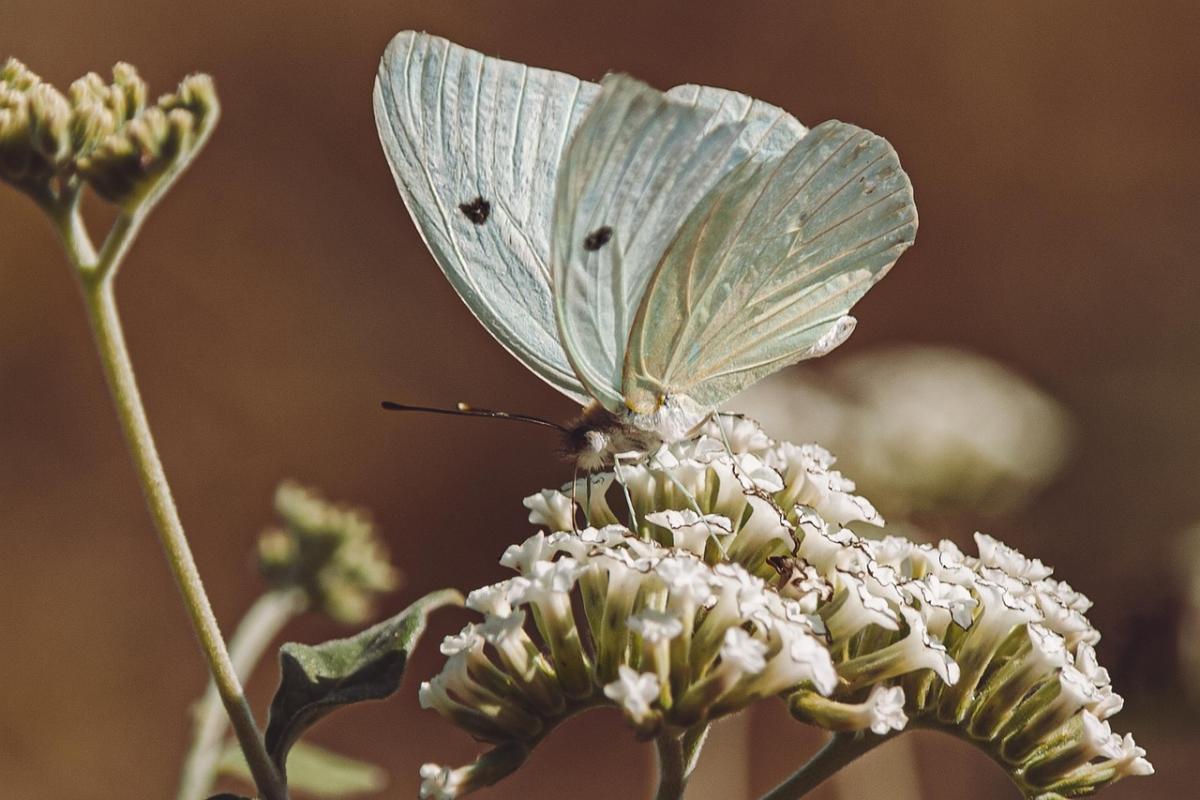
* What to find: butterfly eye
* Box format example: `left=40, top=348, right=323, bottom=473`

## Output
left=458, top=196, right=491, bottom=225
left=583, top=226, right=613, bottom=251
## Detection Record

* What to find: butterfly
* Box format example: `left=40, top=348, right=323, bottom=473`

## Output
left=373, top=31, right=917, bottom=470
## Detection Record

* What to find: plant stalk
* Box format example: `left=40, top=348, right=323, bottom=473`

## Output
left=758, top=732, right=887, bottom=800
left=654, top=733, right=690, bottom=800
left=177, top=588, right=309, bottom=800
left=63, top=208, right=288, bottom=800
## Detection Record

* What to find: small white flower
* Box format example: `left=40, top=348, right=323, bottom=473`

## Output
left=1112, top=733, right=1154, bottom=777
left=645, top=508, right=733, bottom=555
left=654, top=555, right=716, bottom=608
left=772, top=556, right=833, bottom=614
left=1089, top=684, right=1125, bottom=720
left=500, top=532, right=555, bottom=575
left=713, top=562, right=771, bottom=623
left=667, top=436, right=726, bottom=467
left=1033, top=586, right=1100, bottom=649
left=1025, top=622, right=1070, bottom=668
left=974, top=532, right=1053, bottom=581
left=733, top=452, right=785, bottom=493
left=823, top=572, right=900, bottom=641
left=1073, top=642, right=1111, bottom=687
left=440, top=624, right=484, bottom=656
left=897, top=606, right=960, bottom=686
left=579, top=524, right=632, bottom=548
left=727, top=495, right=794, bottom=560
left=603, top=664, right=661, bottom=724
left=465, top=580, right=521, bottom=616
left=901, top=574, right=977, bottom=637
left=519, top=558, right=584, bottom=597
left=703, top=414, right=772, bottom=453
left=1081, top=711, right=1122, bottom=760
left=865, top=685, right=908, bottom=735
left=797, top=523, right=872, bottom=576
left=964, top=570, right=1041, bottom=650
left=1036, top=576, right=1093, bottom=613
left=757, top=618, right=838, bottom=696
left=628, top=608, right=683, bottom=643
left=720, top=627, right=768, bottom=674
left=868, top=536, right=922, bottom=571
left=478, top=610, right=527, bottom=645
left=522, top=489, right=575, bottom=532
left=419, top=763, right=464, bottom=800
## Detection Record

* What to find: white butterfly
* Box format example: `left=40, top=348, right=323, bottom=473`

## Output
left=373, top=31, right=917, bottom=469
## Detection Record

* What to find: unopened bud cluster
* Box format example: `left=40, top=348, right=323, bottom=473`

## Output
left=418, top=416, right=1150, bottom=800
left=0, top=57, right=217, bottom=207
left=258, top=481, right=400, bottom=624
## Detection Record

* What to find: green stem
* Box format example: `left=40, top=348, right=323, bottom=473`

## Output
left=59, top=208, right=289, bottom=800
left=654, top=734, right=689, bottom=800
left=680, top=723, right=710, bottom=780
left=177, top=588, right=309, bottom=800
left=758, top=732, right=888, bottom=800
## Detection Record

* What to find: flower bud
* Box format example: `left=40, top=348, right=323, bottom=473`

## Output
left=257, top=481, right=400, bottom=624
left=0, top=59, right=71, bottom=191
left=73, top=70, right=217, bottom=208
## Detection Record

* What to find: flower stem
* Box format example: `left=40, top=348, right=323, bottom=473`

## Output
left=758, top=732, right=888, bottom=800
left=60, top=207, right=289, bottom=800
left=680, top=723, right=710, bottom=779
left=177, top=588, right=309, bottom=800
left=654, top=733, right=690, bottom=800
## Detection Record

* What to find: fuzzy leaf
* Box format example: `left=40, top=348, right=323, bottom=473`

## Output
left=264, top=588, right=462, bottom=772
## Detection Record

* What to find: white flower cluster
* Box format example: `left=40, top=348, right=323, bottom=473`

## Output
left=418, top=416, right=1150, bottom=800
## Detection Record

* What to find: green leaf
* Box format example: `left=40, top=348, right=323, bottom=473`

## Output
left=265, top=588, right=462, bottom=773
left=219, top=740, right=387, bottom=798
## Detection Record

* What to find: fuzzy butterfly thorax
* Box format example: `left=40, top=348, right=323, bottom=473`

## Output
left=561, top=402, right=661, bottom=472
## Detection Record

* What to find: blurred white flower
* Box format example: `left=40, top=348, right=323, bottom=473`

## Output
left=733, top=344, right=1073, bottom=516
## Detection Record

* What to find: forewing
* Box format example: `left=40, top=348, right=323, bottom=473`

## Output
left=624, top=120, right=917, bottom=409
left=373, top=31, right=597, bottom=403
left=551, top=76, right=805, bottom=410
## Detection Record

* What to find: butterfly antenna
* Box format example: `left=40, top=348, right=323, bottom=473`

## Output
left=380, top=400, right=567, bottom=432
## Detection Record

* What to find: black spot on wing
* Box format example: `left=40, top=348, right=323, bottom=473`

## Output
left=583, top=226, right=613, bottom=251
left=459, top=197, right=491, bottom=225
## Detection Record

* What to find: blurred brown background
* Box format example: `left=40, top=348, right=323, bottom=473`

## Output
left=2, top=1, right=1198, bottom=798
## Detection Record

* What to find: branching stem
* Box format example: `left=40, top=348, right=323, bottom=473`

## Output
left=654, top=733, right=690, bottom=800
left=177, top=588, right=308, bottom=800
left=55, top=205, right=289, bottom=800
left=758, top=731, right=888, bottom=800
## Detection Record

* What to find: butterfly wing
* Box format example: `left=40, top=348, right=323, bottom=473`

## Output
left=551, top=76, right=806, bottom=411
left=373, top=31, right=597, bottom=403
left=623, top=120, right=917, bottom=411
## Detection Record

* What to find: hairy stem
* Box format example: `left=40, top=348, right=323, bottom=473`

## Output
left=680, top=723, right=710, bottom=780
left=60, top=208, right=289, bottom=800
left=177, top=588, right=309, bottom=800
left=758, top=732, right=887, bottom=800
left=654, top=733, right=690, bottom=800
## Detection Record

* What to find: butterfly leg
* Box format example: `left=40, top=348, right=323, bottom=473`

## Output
left=661, top=470, right=730, bottom=559
left=571, top=464, right=580, bottom=533
left=612, top=454, right=640, bottom=536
